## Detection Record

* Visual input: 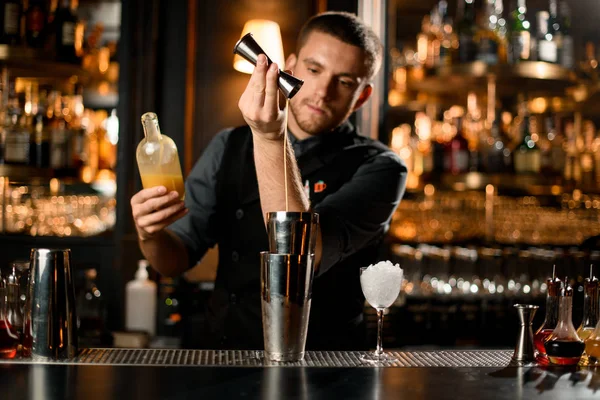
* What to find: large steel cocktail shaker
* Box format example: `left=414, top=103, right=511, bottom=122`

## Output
left=23, top=248, right=78, bottom=360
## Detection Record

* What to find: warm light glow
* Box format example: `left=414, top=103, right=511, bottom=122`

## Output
left=98, top=47, right=110, bottom=74
left=49, top=178, right=61, bottom=195
left=233, top=20, right=285, bottom=74
left=529, top=97, right=548, bottom=114
left=424, top=184, right=435, bottom=197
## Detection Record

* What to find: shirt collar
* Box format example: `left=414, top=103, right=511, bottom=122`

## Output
left=288, top=120, right=354, bottom=157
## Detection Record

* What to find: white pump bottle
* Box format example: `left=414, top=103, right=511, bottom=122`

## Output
left=125, top=260, right=157, bottom=336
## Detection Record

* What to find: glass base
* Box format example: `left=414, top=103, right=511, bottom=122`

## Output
left=360, top=351, right=398, bottom=365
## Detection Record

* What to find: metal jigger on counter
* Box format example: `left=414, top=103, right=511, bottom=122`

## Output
left=261, top=211, right=319, bottom=362
left=22, top=248, right=78, bottom=360
left=511, top=304, right=539, bottom=365
left=233, top=32, right=304, bottom=99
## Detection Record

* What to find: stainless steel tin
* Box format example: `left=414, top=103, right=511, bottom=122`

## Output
left=23, top=248, right=78, bottom=360
left=266, top=212, right=319, bottom=256
left=261, top=252, right=315, bottom=362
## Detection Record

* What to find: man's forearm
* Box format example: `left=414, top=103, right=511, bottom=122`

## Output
left=139, top=229, right=190, bottom=277
left=253, top=135, right=309, bottom=216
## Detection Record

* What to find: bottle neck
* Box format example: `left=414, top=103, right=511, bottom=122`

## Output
left=141, top=115, right=162, bottom=142
left=521, top=116, right=532, bottom=143
left=543, top=294, right=560, bottom=328
left=549, top=0, right=558, bottom=18
left=0, top=288, right=7, bottom=320
left=582, top=285, right=600, bottom=329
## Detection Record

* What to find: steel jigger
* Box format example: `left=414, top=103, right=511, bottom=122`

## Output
left=233, top=32, right=304, bottom=99
left=512, top=304, right=539, bottom=365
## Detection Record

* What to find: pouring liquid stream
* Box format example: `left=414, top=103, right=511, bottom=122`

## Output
left=283, top=99, right=289, bottom=212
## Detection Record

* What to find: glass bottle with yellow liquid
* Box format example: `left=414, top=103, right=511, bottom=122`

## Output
left=580, top=267, right=600, bottom=365
left=137, top=112, right=185, bottom=200
left=584, top=316, right=600, bottom=366
left=578, top=267, right=599, bottom=342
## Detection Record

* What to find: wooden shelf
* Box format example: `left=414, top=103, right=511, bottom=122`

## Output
left=409, top=61, right=577, bottom=97
left=0, top=45, right=87, bottom=80
left=0, top=165, right=54, bottom=181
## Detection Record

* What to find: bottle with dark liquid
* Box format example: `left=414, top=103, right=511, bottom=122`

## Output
left=25, top=0, right=47, bottom=48
left=534, top=275, right=561, bottom=360
left=544, top=279, right=585, bottom=366
left=54, top=0, right=80, bottom=64
left=445, top=117, right=470, bottom=175
left=0, top=277, right=19, bottom=359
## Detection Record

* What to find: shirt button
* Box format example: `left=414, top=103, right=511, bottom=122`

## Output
left=235, top=209, right=244, bottom=220
left=230, top=293, right=237, bottom=304
left=231, top=251, right=239, bottom=262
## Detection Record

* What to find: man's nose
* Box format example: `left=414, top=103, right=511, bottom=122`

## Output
left=314, top=76, right=335, bottom=100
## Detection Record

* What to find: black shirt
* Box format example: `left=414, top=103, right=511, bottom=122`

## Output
left=169, top=121, right=407, bottom=349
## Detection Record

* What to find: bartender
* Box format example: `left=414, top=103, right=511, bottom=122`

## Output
left=130, top=11, right=407, bottom=350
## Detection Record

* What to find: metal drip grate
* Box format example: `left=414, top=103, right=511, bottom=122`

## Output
left=4, top=349, right=514, bottom=368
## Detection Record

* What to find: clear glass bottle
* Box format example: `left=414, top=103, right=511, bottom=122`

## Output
left=509, top=0, right=531, bottom=63
left=559, top=1, right=574, bottom=69
left=536, top=10, right=558, bottom=63
left=455, top=0, right=478, bottom=64
left=137, top=112, right=185, bottom=200
left=438, top=0, right=457, bottom=67
left=475, top=0, right=502, bottom=65
left=513, top=109, right=540, bottom=174
left=544, top=279, right=585, bottom=365
left=534, top=276, right=561, bottom=358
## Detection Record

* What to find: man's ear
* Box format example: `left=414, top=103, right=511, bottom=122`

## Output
left=352, top=84, right=373, bottom=112
left=285, top=53, right=297, bottom=72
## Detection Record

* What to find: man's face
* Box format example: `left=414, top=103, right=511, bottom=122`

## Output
left=285, top=31, right=372, bottom=137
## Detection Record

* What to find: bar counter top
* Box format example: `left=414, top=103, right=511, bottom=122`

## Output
left=1, top=349, right=599, bottom=399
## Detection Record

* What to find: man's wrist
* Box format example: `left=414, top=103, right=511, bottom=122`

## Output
left=251, top=129, right=285, bottom=144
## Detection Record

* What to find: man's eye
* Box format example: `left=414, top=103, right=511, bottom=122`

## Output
left=307, top=68, right=318, bottom=74
left=340, top=80, right=353, bottom=88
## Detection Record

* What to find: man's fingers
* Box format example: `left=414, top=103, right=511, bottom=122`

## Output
left=137, top=201, right=186, bottom=228
left=131, top=186, right=167, bottom=206
left=249, top=54, right=269, bottom=105
left=139, top=207, right=189, bottom=235
left=263, top=62, right=280, bottom=116
left=133, top=191, right=180, bottom=218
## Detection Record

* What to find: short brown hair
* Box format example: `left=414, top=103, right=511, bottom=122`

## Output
left=296, top=11, right=383, bottom=81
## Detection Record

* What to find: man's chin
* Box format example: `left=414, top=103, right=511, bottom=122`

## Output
left=297, top=123, right=332, bottom=135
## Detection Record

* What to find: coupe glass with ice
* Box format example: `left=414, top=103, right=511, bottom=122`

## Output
left=360, top=261, right=403, bottom=363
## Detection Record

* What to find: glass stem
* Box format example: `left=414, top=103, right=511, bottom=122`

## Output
left=376, top=309, right=384, bottom=356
